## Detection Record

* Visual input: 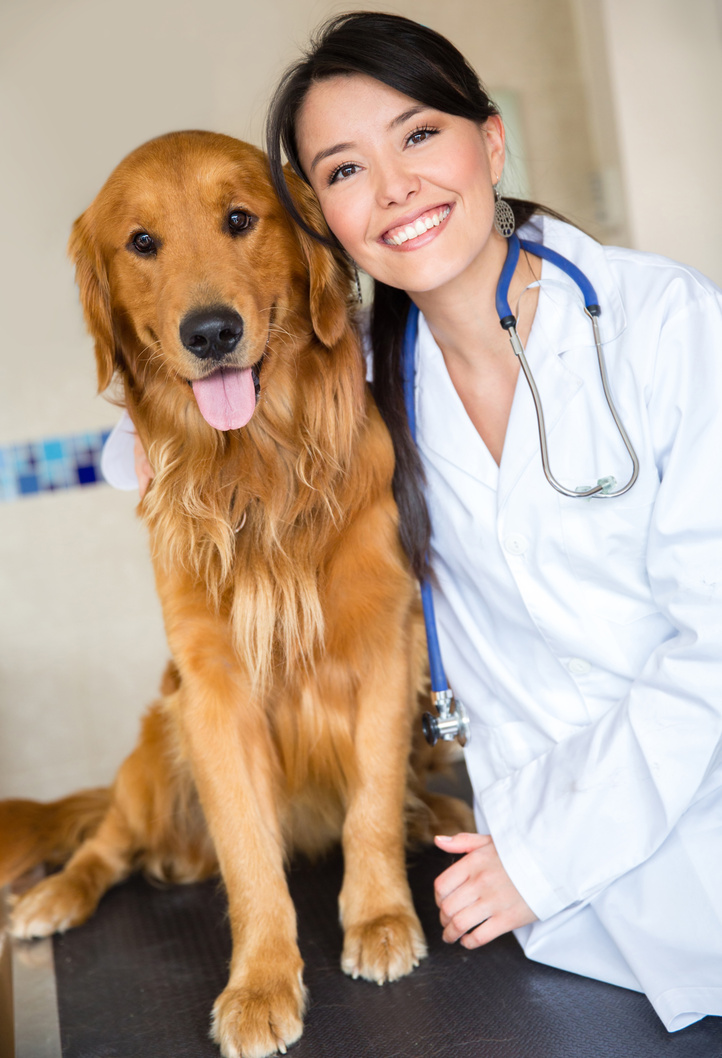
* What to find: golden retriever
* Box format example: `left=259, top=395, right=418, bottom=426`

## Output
left=0, top=132, right=471, bottom=1058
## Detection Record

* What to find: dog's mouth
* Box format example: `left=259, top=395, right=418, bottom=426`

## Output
left=190, top=361, right=262, bottom=431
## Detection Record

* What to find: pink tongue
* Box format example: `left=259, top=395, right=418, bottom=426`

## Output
left=191, top=367, right=257, bottom=431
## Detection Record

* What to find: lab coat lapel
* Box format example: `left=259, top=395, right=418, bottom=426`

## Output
left=416, top=312, right=499, bottom=489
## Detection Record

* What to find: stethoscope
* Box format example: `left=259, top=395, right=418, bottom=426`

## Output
left=403, top=232, right=640, bottom=746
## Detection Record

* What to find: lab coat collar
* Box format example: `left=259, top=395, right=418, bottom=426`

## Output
left=518, top=216, right=627, bottom=351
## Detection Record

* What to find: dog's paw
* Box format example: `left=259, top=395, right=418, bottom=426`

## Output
left=342, top=910, right=427, bottom=984
left=210, top=971, right=306, bottom=1058
left=8, top=873, right=97, bottom=939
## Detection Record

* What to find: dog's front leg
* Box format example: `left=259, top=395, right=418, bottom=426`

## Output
left=338, top=618, right=427, bottom=984
left=159, top=577, right=305, bottom=1058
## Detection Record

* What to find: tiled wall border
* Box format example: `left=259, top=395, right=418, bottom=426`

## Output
left=0, top=429, right=112, bottom=502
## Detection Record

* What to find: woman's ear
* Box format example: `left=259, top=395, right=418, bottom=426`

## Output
left=284, top=166, right=352, bottom=349
left=484, top=113, right=507, bottom=186
left=67, top=210, right=116, bottom=392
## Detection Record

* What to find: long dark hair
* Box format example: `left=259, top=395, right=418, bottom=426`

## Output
left=266, top=11, right=559, bottom=579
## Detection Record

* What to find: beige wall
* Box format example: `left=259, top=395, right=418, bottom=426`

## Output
left=574, top=0, right=722, bottom=283
left=0, top=0, right=717, bottom=800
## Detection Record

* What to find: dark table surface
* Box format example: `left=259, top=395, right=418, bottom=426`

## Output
left=52, top=839, right=722, bottom=1058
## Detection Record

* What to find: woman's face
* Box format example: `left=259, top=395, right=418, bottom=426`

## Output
left=296, top=73, right=506, bottom=297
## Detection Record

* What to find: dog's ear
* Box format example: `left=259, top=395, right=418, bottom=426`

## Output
left=285, top=169, right=353, bottom=349
left=68, top=210, right=116, bottom=392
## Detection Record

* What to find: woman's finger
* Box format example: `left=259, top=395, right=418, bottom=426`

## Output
left=435, top=832, right=491, bottom=853
left=441, top=897, right=492, bottom=943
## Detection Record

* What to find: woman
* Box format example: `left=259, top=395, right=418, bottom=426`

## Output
left=263, top=10, right=722, bottom=1033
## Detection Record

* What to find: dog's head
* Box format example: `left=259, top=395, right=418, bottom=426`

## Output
left=69, top=131, right=352, bottom=432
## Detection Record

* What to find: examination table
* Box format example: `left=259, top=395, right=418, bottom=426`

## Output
left=3, top=766, right=722, bottom=1058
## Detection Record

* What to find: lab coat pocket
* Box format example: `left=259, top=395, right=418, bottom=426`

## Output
left=560, top=498, right=658, bottom=624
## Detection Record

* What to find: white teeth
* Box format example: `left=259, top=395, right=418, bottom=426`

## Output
left=386, top=207, right=450, bottom=245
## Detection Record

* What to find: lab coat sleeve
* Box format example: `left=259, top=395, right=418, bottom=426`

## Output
left=480, top=288, right=722, bottom=921
left=100, top=410, right=139, bottom=490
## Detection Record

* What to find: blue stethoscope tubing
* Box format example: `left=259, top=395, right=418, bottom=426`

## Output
left=402, top=232, right=640, bottom=744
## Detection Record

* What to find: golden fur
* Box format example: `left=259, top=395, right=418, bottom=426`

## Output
left=0, top=132, right=471, bottom=1058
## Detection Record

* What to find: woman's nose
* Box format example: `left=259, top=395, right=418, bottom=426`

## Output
left=375, top=159, right=421, bottom=207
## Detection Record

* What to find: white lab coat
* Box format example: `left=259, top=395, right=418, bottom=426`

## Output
left=415, top=216, right=722, bottom=1031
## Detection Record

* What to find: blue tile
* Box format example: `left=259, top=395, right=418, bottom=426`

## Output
left=43, top=440, right=64, bottom=461
left=0, top=473, right=18, bottom=502
left=0, top=427, right=115, bottom=501
left=18, top=473, right=40, bottom=495
left=76, top=464, right=98, bottom=486
left=39, top=459, right=71, bottom=489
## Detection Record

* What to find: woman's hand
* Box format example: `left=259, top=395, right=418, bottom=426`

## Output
left=133, top=432, right=154, bottom=499
left=434, top=832, right=537, bottom=948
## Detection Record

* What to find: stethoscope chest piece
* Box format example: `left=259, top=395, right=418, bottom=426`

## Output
left=422, top=690, right=470, bottom=747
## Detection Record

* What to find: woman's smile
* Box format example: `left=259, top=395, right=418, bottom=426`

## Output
left=381, top=203, right=453, bottom=248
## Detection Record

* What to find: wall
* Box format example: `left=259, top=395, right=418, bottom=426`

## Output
left=574, top=0, right=722, bottom=282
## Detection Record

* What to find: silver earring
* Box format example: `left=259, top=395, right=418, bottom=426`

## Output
left=493, top=184, right=516, bottom=238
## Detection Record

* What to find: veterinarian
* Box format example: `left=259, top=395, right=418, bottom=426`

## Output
left=262, top=10, right=722, bottom=1034
left=103, top=9, right=722, bottom=1034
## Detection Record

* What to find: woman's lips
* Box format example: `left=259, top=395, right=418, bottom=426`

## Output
left=381, top=204, right=453, bottom=249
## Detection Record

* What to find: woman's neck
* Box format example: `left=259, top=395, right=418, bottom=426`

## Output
left=409, top=232, right=540, bottom=367
left=406, top=233, right=541, bottom=467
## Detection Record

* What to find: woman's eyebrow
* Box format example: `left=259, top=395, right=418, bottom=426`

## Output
left=310, top=141, right=355, bottom=173
left=387, top=104, right=429, bottom=130
left=309, top=106, right=431, bottom=173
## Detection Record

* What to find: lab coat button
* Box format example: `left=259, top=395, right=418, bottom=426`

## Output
left=504, top=534, right=528, bottom=555
left=568, top=657, right=592, bottom=675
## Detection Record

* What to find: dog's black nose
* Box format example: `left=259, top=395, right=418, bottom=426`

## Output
left=180, top=307, right=244, bottom=361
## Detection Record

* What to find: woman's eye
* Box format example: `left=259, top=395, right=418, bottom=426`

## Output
left=407, top=126, right=438, bottom=147
left=228, top=209, right=254, bottom=234
left=328, top=163, right=359, bottom=185
left=131, top=231, right=156, bottom=255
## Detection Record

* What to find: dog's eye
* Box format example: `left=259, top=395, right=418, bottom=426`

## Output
left=228, top=210, right=253, bottom=235
left=131, top=231, right=157, bottom=255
